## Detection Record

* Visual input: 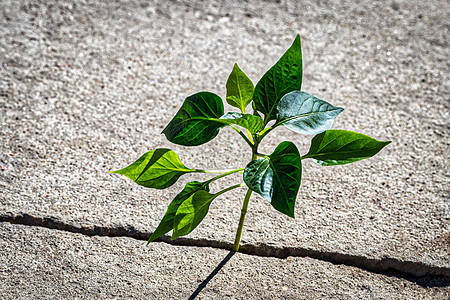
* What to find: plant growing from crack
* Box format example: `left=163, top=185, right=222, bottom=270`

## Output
left=111, top=34, right=391, bottom=252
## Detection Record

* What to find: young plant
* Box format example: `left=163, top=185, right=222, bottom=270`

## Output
left=111, top=34, right=390, bottom=252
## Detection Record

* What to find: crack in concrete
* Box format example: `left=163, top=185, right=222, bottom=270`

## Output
left=1, top=212, right=449, bottom=279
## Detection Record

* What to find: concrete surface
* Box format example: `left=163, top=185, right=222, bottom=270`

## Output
left=0, top=223, right=448, bottom=299
left=0, top=0, right=449, bottom=297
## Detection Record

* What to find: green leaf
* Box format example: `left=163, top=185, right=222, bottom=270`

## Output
left=226, top=63, right=254, bottom=113
left=219, top=112, right=264, bottom=134
left=172, top=190, right=216, bottom=239
left=253, top=34, right=303, bottom=122
left=148, top=181, right=210, bottom=243
left=162, top=92, right=225, bottom=146
left=276, top=91, right=344, bottom=135
left=110, top=149, right=196, bottom=189
left=303, top=130, right=391, bottom=166
left=243, top=141, right=302, bottom=218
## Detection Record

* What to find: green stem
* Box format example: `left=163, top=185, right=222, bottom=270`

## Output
left=257, top=123, right=282, bottom=143
left=198, top=169, right=244, bottom=174
left=203, top=168, right=245, bottom=185
left=240, top=107, right=254, bottom=144
left=233, top=187, right=253, bottom=252
left=245, top=129, right=254, bottom=143
left=233, top=152, right=257, bottom=252
left=230, top=125, right=254, bottom=148
left=214, top=183, right=244, bottom=197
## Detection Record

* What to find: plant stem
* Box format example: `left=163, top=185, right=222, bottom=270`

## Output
left=245, top=129, right=254, bottom=143
left=232, top=152, right=257, bottom=252
left=199, top=168, right=244, bottom=175
left=230, top=125, right=254, bottom=148
left=203, top=168, right=245, bottom=184
left=214, top=183, right=244, bottom=197
left=232, top=187, right=253, bottom=252
left=240, top=107, right=254, bottom=144
left=257, top=124, right=280, bottom=143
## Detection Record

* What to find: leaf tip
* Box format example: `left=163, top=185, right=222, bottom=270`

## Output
left=287, top=209, right=295, bottom=219
left=147, top=234, right=158, bottom=245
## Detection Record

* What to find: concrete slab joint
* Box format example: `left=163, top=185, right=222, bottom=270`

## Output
left=1, top=212, right=449, bottom=279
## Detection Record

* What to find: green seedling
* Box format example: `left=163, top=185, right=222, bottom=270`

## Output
left=111, top=34, right=390, bottom=251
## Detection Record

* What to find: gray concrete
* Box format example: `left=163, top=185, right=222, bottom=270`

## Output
left=1, top=223, right=448, bottom=299
left=0, top=0, right=449, bottom=297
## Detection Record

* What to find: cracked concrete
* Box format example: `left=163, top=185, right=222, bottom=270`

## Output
left=1, top=0, right=449, bottom=298
left=1, top=223, right=448, bottom=299
left=2, top=212, right=449, bottom=278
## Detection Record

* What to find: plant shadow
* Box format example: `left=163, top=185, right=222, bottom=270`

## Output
left=188, top=251, right=236, bottom=300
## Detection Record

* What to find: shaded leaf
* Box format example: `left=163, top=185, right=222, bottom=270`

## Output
left=172, top=190, right=216, bottom=239
left=276, top=91, right=343, bottom=135
left=226, top=63, right=254, bottom=112
left=303, top=130, right=391, bottom=166
left=219, top=112, right=264, bottom=134
left=110, top=149, right=196, bottom=189
left=243, top=141, right=301, bottom=218
left=162, top=92, right=225, bottom=146
left=253, top=34, right=303, bottom=122
left=148, top=181, right=210, bottom=243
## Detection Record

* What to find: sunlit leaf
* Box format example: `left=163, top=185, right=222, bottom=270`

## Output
left=253, top=34, right=302, bottom=122
left=219, top=112, right=264, bottom=134
left=226, top=63, right=254, bottom=113
left=110, top=149, right=196, bottom=189
left=303, top=130, right=391, bottom=166
left=148, top=181, right=210, bottom=243
left=172, top=190, right=216, bottom=239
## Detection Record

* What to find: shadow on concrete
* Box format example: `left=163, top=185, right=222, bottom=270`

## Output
left=188, top=251, right=236, bottom=300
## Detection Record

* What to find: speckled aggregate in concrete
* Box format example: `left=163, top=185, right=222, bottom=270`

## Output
left=0, top=0, right=449, bottom=292
left=1, top=223, right=448, bottom=299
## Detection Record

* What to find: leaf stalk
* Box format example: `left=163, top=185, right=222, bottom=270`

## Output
left=230, top=125, right=254, bottom=148
left=199, top=168, right=244, bottom=175
left=204, top=168, right=245, bottom=185
left=214, top=183, right=245, bottom=197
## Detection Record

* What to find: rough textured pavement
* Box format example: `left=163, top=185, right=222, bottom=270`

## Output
left=1, top=223, right=448, bottom=299
left=1, top=0, right=449, bottom=298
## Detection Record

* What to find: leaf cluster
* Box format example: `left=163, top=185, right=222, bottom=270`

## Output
left=111, top=34, right=390, bottom=243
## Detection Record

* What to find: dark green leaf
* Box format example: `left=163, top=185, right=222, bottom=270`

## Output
left=276, top=91, right=343, bottom=135
left=148, top=181, right=210, bottom=243
left=172, top=190, right=216, bottom=239
left=110, top=149, right=196, bottom=189
left=253, top=34, right=303, bottom=122
left=219, top=112, right=264, bottom=134
left=243, top=141, right=302, bottom=218
left=162, top=92, right=225, bottom=146
left=226, top=63, right=254, bottom=112
left=303, top=130, right=391, bottom=166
